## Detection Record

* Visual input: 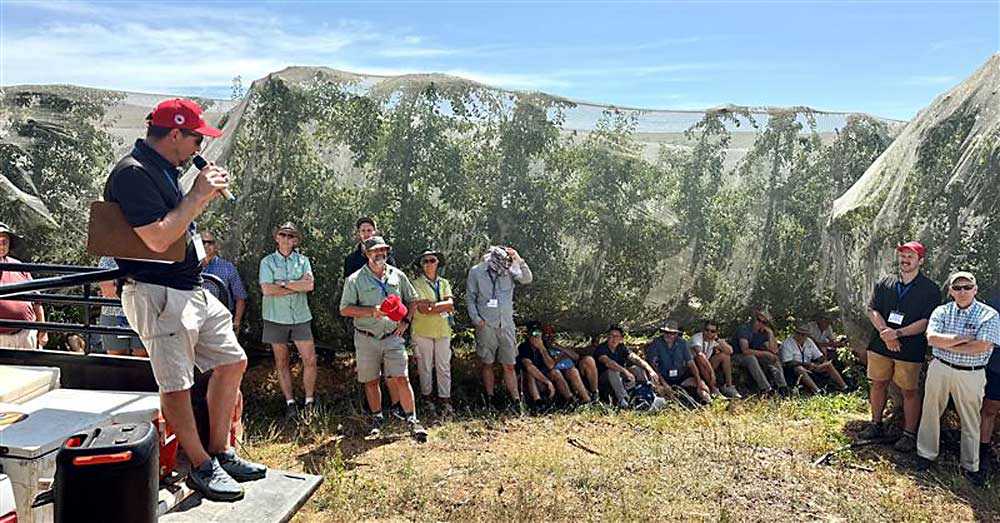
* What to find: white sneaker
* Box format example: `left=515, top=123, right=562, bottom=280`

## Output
left=720, top=385, right=742, bottom=399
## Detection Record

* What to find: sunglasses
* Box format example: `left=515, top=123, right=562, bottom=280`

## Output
left=202, top=240, right=216, bottom=245
left=951, top=284, right=975, bottom=291
left=277, top=232, right=296, bottom=239
left=756, top=317, right=770, bottom=325
left=530, top=330, right=542, bottom=337
left=180, top=129, right=204, bottom=146
left=422, top=258, right=438, bottom=265
left=706, top=328, right=718, bottom=333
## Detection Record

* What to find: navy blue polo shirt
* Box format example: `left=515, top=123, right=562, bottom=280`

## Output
left=646, top=335, right=693, bottom=382
left=729, top=323, right=769, bottom=354
left=867, top=272, right=940, bottom=363
left=986, top=288, right=1000, bottom=372
left=594, top=341, right=630, bottom=374
left=104, top=139, right=201, bottom=290
left=516, top=341, right=547, bottom=371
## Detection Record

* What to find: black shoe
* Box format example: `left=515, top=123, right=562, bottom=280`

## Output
left=964, top=468, right=987, bottom=487
left=367, top=414, right=385, bottom=439
left=913, top=456, right=934, bottom=472
left=215, top=448, right=267, bottom=482
left=777, top=387, right=792, bottom=398
left=389, top=402, right=407, bottom=421
left=283, top=403, right=299, bottom=422
left=858, top=422, right=885, bottom=441
left=186, top=457, right=244, bottom=502
left=980, top=445, right=995, bottom=477
left=409, top=419, right=428, bottom=443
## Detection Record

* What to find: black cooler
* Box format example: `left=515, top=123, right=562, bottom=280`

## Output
left=54, top=422, right=159, bottom=523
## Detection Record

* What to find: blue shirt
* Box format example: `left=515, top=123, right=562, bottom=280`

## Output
left=729, top=323, right=769, bottom=354
left=646, top=336, right=693, bottom=380
left=986, top=289, right=1000, bottom=372
left=928, top=300, right=1000, bottom=367
left=259, top=251, right=313, bottom=324
left=594, top=342, right=631, bottom=375
left=203, top=256, right=248, bottom=311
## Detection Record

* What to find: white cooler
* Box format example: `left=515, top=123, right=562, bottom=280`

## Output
left=0, top=366, right=61, bottom=404
left=0, top=389, right=161, bottom=523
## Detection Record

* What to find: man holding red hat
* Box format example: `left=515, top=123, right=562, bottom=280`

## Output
left=859, top=240, right=940, bottom=452
left=340, top=235, right=428, bottom=441
left=104, top=99, right=265, bottom=502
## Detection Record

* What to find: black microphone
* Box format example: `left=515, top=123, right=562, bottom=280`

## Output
left=193, top=155, right=235, bottom=201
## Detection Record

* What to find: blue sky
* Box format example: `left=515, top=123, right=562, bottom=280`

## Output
left=1, top=1, right=997, bottom=120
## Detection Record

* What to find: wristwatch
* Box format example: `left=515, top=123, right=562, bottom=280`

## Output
left=279, top=280, right=287, bottom=289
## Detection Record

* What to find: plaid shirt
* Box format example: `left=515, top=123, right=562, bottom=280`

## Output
left=202, top=256, right=248, bottom=310
left=928, top=300, right=1000, bottom=367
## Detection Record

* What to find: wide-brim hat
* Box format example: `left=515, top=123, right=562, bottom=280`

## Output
left=273, top=221, right=302, bottom=240
left=794, top=323, right=812, bottom=335
left=414, top=250, right=445, bottom=268
left=658, top=320, right=682, bottom=334
left=363, top=235, right=391, bottom=252
left=0, top=222, right=20, bottom=249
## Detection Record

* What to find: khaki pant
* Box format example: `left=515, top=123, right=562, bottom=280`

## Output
left=413, top=335, right=452, bottom=399
left=916, top=359, right=986, bottom=472
left=0, top=329, right=37, bottom=349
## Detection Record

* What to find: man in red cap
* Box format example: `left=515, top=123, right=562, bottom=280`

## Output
left=859, top=240, right=941, bottom=453
left=340, top=235, right=428, bottom=441
left=104, top=99, right=265, bottom=502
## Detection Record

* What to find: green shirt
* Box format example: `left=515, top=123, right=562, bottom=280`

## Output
left=340, top=264, right=417, bottom=337
left=259, top=251, right=313, bottom=325
left=411, top=275, right=453, bottom=339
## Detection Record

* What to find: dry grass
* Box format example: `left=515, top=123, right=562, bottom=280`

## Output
left=235, top=351, right=999, bottom=522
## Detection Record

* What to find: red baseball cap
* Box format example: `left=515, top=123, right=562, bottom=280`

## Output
left=148, top=99, right=223, bottom=138
left=896, top=240, right=926, bottom=258
left=379, top=295, right=409, bottom=322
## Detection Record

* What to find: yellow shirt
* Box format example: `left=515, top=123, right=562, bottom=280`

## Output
left=410, top=276, right=453, bottom=339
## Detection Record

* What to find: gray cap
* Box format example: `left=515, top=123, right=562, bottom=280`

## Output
left=363, top=235, right=391, bottom=252
left=658, top=320, right=682, bottom=334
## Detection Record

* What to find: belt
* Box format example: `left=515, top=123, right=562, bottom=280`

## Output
left=355, top=328, right=394, bottom=340
left=935, top=356, right=986, bottom=372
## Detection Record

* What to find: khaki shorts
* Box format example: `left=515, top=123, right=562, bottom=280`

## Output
left=475, top=323, right=516, bottom=365
left=122, top=282, right=246, bottom=393
left=354, top=331, right=408, bottom=383
left=867, top=350, right=922, bottom=391
left=0, top=329, right=38, bottom=350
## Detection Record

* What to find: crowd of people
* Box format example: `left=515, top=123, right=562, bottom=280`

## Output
left=0, top=98, right=998, bottom=501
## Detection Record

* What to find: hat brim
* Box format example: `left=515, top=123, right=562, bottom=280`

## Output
left=193, top=124, right=223, bottom=138
left=416, top=251, right=445, bottom=267
left=659, top=327, right=682, bottom=334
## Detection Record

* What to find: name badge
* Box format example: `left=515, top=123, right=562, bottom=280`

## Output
left=669, top=370, right=679, bottom=377
left=192, top=232, right=207, bottom=263
left=887, top=311, right=904, bottom=325
left=487, top=299, right=499, bottom=308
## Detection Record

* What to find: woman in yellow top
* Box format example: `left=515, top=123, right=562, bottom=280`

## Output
left=410, top=250, right=456, bottom=415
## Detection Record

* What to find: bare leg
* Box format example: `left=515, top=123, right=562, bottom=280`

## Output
left=525, top=374, right=541, bottom=401
left=579, top=356, right=599, bottom=393
left=365, top=380, right=382, bottom=413
left=982, top=399, right=1000, bottom=444
left=713, top=353, right=735, bottom=387
left=870, top=379, right=889, bottom=423
left=206, top=360, right=246, bottom=454
left=549, top=370, right=573, bottom=399
left=392, top=376, right=416, bottom=415
left=797, top=367, right=819, bottom=394
left=294, top=340, right=318, bottom=400
left=386, top=377, right=400, bottom=405
left=161, top=389, right=210, bottom=466
left=481, top=363, right=496, bottom=396
left=502, top=364, right=520, bottom=400
left=694, top=353, right=717, bottom=392
left=819, top=361, right=847, bottom=390
left=271, top=343, right=294, bottom=402
left=565, top=367, right=592, bottom=401
left=902, top=388, right=921, bottom=434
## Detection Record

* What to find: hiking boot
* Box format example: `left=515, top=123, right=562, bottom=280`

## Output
left=913, top=456, right=934, bottom=472
left=409, top=419, right=428, bottom=443
left=186, top=457, right=244, bottom=502
left=367, top=414, right=385, bottom=439
left=964, top=468, right=987, bottom=487
left=389, top=402, right=407, bottom=421
left=980, top=445, right=995, bottom=477
left=893, top=432, right=917, bottom=453
left=439, top=400, right=455, bottom=418
left=720, top=385, right=742, bottom=399
left=215, top=448, right=267, bottom=482
left=858, top=422, right=885, bottom=441
left=283, top=403, right=299, bottom=422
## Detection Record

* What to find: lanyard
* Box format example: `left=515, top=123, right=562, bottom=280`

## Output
left=426, top=277, right=441, bottom=302
left=488, top=271, right=498, bottom=299
left=895, top=280, right=914, bottom=302
left=369, top=274, right=390, bottom=297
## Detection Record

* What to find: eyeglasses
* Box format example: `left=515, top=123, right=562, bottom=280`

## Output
left=202, top=240, right=216, bottom=245
left=756, top=317, right=769, bottom=325
left=180, top=129, right=204, bottom=146
left=277, top=232, right=296, bottom=239
left=705, top=328, right=718, bottom=333
left=951, top=284, right=975, bottom=291
left=422, top=258, right=438, bottom=265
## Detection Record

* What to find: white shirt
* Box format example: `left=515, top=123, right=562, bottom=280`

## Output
left=688, top=332, right=719, bottom=359
left=780, top=336, right=823, bottom=364
left=805, top=321, right=835, bottom=345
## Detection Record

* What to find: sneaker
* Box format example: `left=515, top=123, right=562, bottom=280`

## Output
left=963, top=468, right=986, bottom=487
left=409, top=419, right=428, bottom=443
left=367, top=414, right=385, bottom=439
left=390, top=402, right=407, bottom=421
left=893, top=432, right=917, bottom=453
left=283, top=403, right=299, bottom=422
left=186, top=457, right=244, bottom=502
left=913, top=456, right=934, bottom=472
left=858, top=422, right=885, bottom=441
left=720, top=385, right=742, bottom=399
left=215, top=448, right=267, bottom=482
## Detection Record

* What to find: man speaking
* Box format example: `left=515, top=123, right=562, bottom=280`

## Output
left=104, top=99, right=265, bottom=501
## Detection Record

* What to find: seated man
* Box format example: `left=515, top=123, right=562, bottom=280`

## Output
left=517, top=322, right=593, bottom=404
left=729, top=309, right=790, bottom=395
left=689, top=320, right=741, bottom=399
left=805, top=315, right=849, bottom=362
left=780, top=324, right=848, bottom=394
left=647, top=320, right=711, bottom=403
left=594, top=325, right=665, bottom=407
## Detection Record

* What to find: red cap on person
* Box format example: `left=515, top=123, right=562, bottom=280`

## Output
left=148, top=99, right=223, bottom=138
left=896, top=240, right=926, bottom=258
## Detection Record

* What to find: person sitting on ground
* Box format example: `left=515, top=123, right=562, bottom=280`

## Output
left=647, top=320, right=711, bottom=403
left=805, top=314, right=848, bottom=362
left=594, top=325, right=666, bottom=407
left=729, top=309, right=790, bottom=396
left=541, top=324, right=599, bottom=401
left=780, top=324, right=848, bottom=394
left=516, top=322, right=593, bottom=406
left=0, top=223, right=46, bottom=349
left=689, top=320, right=741, bottom=399
left=516, top=324, right=558, bottom=407
left=97, top=256, right=146, bottom=356
left=259, top=222, right=318, bottom=420
left=410, top=250, right=455, bottom=416
left=916, top=271, right=1000, bottom=486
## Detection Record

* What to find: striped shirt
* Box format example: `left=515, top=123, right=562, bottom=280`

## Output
left=928, top=300, right=1000, bottom=367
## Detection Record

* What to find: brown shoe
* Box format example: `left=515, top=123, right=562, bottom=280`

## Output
left=893, top=432, right=917, bottom=453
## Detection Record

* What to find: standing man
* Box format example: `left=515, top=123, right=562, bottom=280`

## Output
left=729, top=309, right=789, bottom=395
left=0, top=223, right=46, bottom=349
left=466, top=246, right=533, bottom=409
left=917, top=271, right=999, bottom=485
left=200, top=230, right=247, bottom=332
left=105, top=99, right=265, bottom=502
left=860, top=241, right=940, bottom=453
left=340, top=236, right=427, bottom=441
left=259, top=223, right=317, bottom=420
left=689, top=320, right=741, bottom=399
left=980, top=286, right=1000, bottom=477
left=646, top=320, right=711, bottom=403
left=343, top=216, right=403, bottom=417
